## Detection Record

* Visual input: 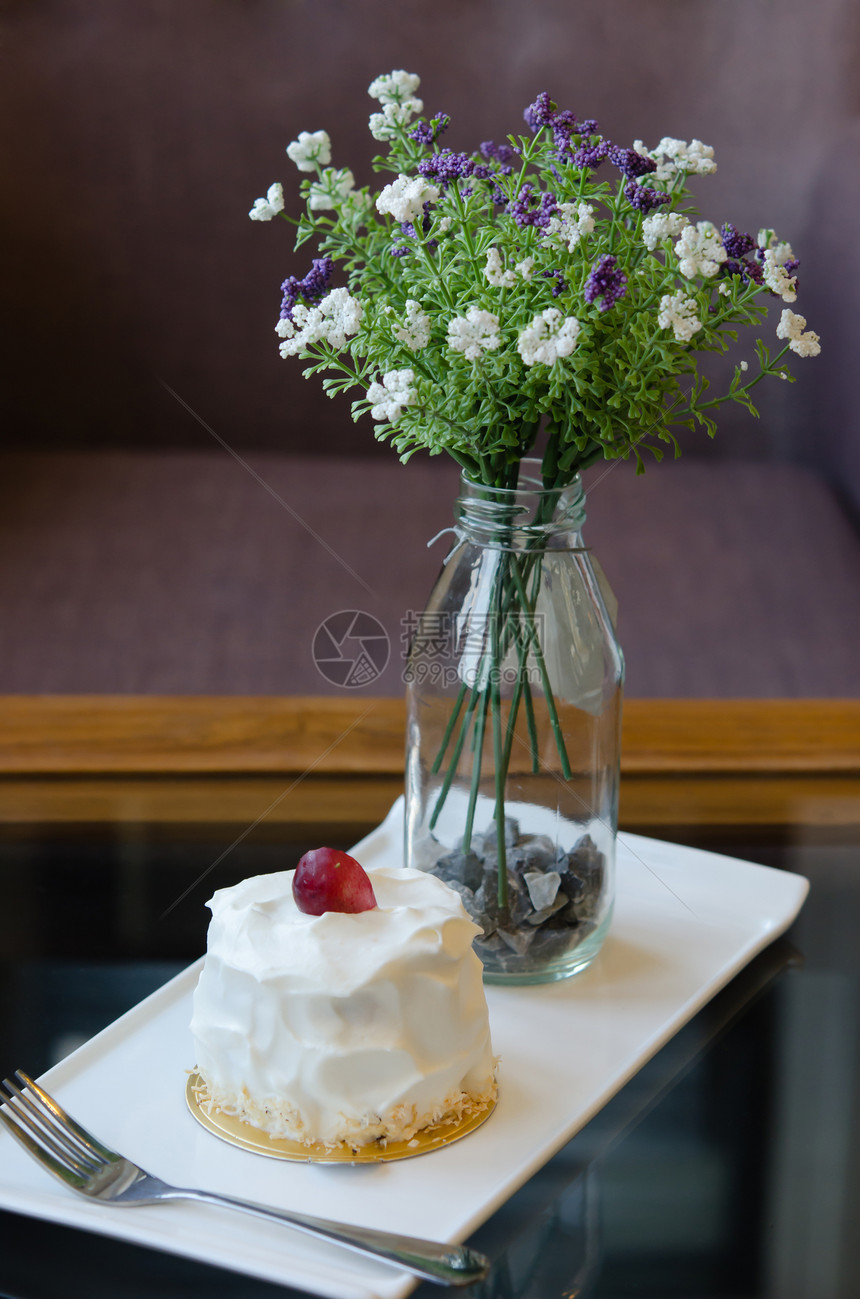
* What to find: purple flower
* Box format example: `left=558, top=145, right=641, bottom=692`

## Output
left=572, top=139, right=609, bottom=170
left=409, top=121, right=434, bottom=147
left=742, top=257, right=765, bottom=285
left=417, top=149, right=487, bottom=189
left=480, top=140, right=517, bottom=170
left=553, top=109, right=578, bottom=132
left=551, top=109, right=579, bottom=156
left=623, top=180, right=669, bottom=213
left=721, top=223, right=756, bottom=258
left=279, top=255, right=333, bottom=320
left=524, top=92, right=557, bottom=132
left=720, top=257, right=764, bottom=286
left=506, top=183, right=559, bottom=230
left=409, top=112, right=450, bottom=146
left=608, top=145, right=657, bottom=180
left=522, top=95, right=599, bottom=159
left=280, top=280, right=302, bottom=319
left=584, top=254, right=628, bottom=312
left=542, top=268, right=569, bottom=298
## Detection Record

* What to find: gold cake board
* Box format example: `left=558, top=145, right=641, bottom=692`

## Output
left=186, top=1072, right=496, bottom=1163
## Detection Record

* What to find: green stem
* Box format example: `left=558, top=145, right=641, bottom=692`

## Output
left=429, top=686, right=480, bottom=831
left=522, top=673, right=541, bottom=774
left=431, top=682, right=467, bottom=774
left=540, top=426, right=561, bottom=485
left=509, top=555, right=572, bottom=779
left=490, top=609, right=509, bottom=909
left=450, top=187, right=479, bottom=260
left=462, top=689, right=490, bottom=854
left=414, top=237, right=456, bottom=308
left=449, top=450, right=482, bottom=476
left=501, top=667, right=524, bottom=776
left=695, top=343, right=793, bottom=410
left=428, top=458, right=575, bottom=841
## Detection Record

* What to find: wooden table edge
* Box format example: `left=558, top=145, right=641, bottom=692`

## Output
left=1, top=696, right=858, bottom=776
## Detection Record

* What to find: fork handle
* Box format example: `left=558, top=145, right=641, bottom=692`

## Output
left=169, top=1188, right=489, bottom=1287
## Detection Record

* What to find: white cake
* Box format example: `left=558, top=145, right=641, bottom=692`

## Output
left=190, top=865, right=496, bottom=1148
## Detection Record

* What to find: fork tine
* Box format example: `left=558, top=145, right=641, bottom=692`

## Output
left=1, top=1079, right=103, bottom=1172
left=0, top=1096, right=90, bottom=1191
left=16, top=1071, right=119, bottom=1163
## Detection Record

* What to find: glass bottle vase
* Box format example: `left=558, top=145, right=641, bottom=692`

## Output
left=404, top=463, right=624, bottom=984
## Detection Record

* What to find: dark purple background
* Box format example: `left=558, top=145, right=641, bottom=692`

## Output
left=2, top=1, right=858, bottom=697
left=2, top=0, right=857, bottom=507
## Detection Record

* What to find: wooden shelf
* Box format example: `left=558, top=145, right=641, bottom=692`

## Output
left=0, top=697, right=857, bottom=835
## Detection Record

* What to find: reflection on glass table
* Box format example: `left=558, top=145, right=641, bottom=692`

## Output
left=0, top=833, right=858, bottom=1299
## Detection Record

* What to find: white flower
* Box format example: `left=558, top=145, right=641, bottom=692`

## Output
left=641, top=211, right=689, bottom=251
left=517, top=309, right=581, bottom=366
left=674, top=221, right=727, bottom=279
left=776, top=309, right=821, bottom=357
left=317, top=287, right=363, bottom=348
left=543, top=202, right=595, bottom=253
left=680, top=139, right=717, bottom=174
left=392, top=299, right=432, bottom=351
left=286, top=130, right=331, bottom=173
left=369, top=101, right=423, bottom=140
left=657, top=291, right=702, bottom=343
left=308, top=167, right=357, bottom=211
left=516, top=257, right=535, bottom=280
left=366, top=368, right=417, bottom=421
left=368, top=70, right=422, bottom=106
left=438, top=216, right=454, bottom=233
left=248, top=182, right=284, bottom=222
left=739, top=360, right=749, bottom=371
left=276, top=304, right=309, bottom=355
left=277, top=288, right=363, bottom=357
left=636, top=136, right=716, bottom=180
left=770, top=241, right=795, bottom=266
left=757, top=231, right=796, bottom=266
left=447, top=308, right=501, bottom=360
left=367, top=74, right=423, bottom=142
left=484, top=247, right=517, bottom=288
left=762, top=249, right=797, bottom=302
left=376, top=173, right=440, bottom=224
left=634, top=138, right=675, bottom=182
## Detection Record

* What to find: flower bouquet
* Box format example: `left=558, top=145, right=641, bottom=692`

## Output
left=251, top=71, right=819, bottom=980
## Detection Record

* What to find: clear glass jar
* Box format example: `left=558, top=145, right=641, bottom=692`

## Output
left=404, top=462, right=624, bottom=984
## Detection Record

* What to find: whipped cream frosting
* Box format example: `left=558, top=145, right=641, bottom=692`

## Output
left=190, top=865, right=496, bottom=1147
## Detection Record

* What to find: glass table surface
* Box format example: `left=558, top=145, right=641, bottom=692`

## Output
left=0, top=819, right=858, bottom=1299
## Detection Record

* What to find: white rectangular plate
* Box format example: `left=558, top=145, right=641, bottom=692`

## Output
left=0, top=799, right=808, bottom=1299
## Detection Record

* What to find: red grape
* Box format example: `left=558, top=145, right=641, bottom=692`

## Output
left=292, top=847, right=378, bottom=915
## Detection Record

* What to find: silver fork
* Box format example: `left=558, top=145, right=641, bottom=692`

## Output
left=0, top=1071, right=489, bottom=1287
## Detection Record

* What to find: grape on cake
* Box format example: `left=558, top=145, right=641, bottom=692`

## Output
left=190, top=850, right=497, bottom=1149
